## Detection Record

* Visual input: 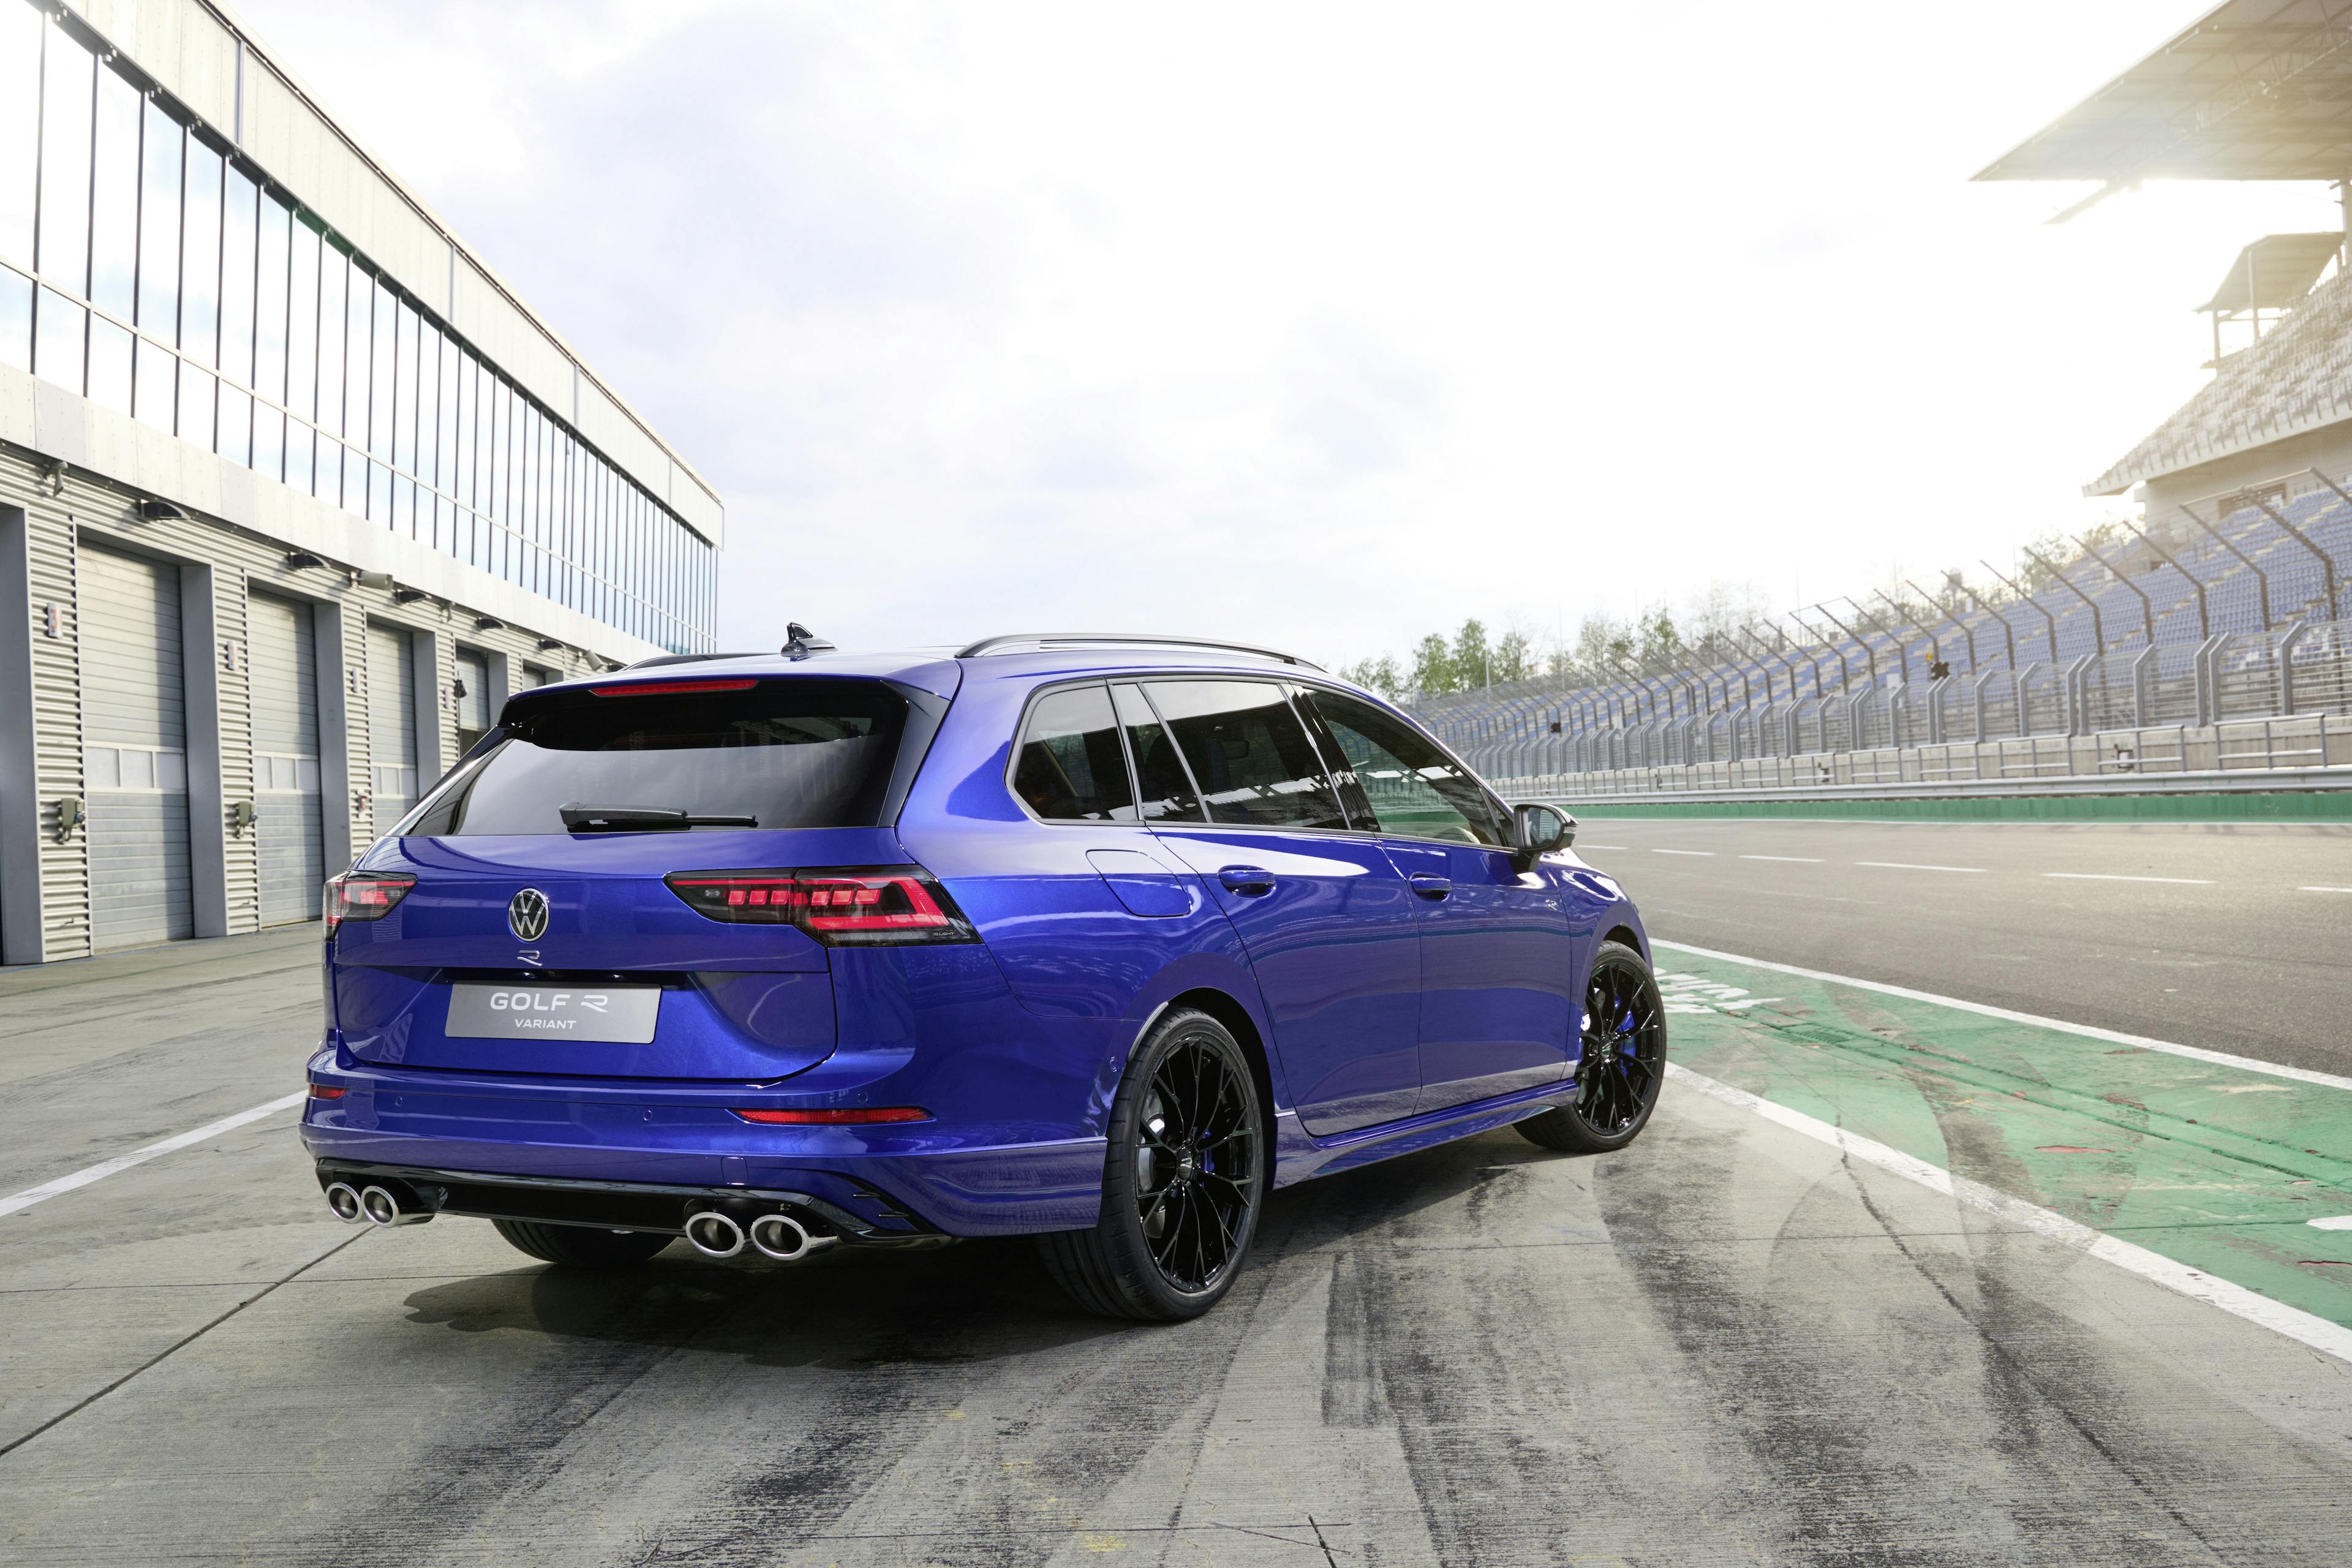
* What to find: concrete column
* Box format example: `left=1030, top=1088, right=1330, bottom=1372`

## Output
left=314, top=599, right=357, bottom=873
left=180, top=562, right=229, bottom=940
left=410, top=625, right=449, bottom=790
left=0, top=506, right=40, bottom=965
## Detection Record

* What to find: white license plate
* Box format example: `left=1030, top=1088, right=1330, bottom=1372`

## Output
left=445, top=984, right=661, bottom=1044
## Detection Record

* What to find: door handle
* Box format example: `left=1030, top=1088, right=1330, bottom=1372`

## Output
left=1409, top=873, right=1452, bottom=900
left=1218, top=865, right=1276, bottom=896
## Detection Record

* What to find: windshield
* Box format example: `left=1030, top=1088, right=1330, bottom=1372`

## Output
left=402, top=677, right=910, bottom=835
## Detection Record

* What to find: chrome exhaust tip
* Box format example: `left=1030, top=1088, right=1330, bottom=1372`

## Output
left=324, top=1182, right=364, bottom=1223
left=684, top=1210, right=746, bottom=1259
left=748, top=1212, right=813, bottom=1261
left=356, top=1183, right=431, bottom=1226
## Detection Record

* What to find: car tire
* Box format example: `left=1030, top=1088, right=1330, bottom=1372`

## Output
left=1038, top=1008, right=1267, bottom=1322
left=1516, top=940, right=1667, bottom=1154
left=492, top=1218, right=675, bottom=1268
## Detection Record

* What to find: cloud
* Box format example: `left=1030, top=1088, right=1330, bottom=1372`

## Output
left=230, top=0, right=2296, bottom=668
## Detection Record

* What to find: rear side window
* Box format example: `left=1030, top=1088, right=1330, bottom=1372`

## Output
left=1147, top=679, right=1348, bottom=831
left=404, top=676, right=909, bottom=835
left=1013, top=685, right=1137, bottom=822
left=1113, top=682, right=1202, bottom=823
left=1302, top=687, right=1505, bottom=846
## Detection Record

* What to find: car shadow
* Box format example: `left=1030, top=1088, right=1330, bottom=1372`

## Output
left=397, top=1127, right=1575, bottom=1362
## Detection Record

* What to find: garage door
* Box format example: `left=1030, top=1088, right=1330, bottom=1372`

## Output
left=80, top=546, right=194, bottom=950
left=248, top=592, right=323, bottom=925
left=366, top=622, right=418, bottom=840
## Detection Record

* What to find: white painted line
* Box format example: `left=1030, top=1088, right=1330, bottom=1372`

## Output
left=1856, top=861, right=1986, bottom=873
left=1651, top=848, right=1716, bottom=857
left=2312, top=1216, right=2352, bottom=1232
left=2044, top=872, right=2216, bottom=886
left=1577, top=844, right=1629, bottom=851
left=1655, top=939, right=2352, bottom=1094
left=1740, top=854, right=1823, bottom=863
left=2300, top=886, right=2352, bottom=894
left=0, top=1093, right=306, bottom=1219
left=1667, top=1064, right=2352, bottom=1366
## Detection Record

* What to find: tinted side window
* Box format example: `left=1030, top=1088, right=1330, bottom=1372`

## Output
left=1113, top=682, right=1204, bottom=822
left=1148, top=679, right=1348, bottom=831
left=1302, top=688, right=1505, bottom=846
left=1013, top=684, right=1137, bottom=822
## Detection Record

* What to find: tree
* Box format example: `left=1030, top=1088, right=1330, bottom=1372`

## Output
left=1636, top=605, right=1681, bottom=665
left=1493, top=627, right=1534, bottom=684
left=1340, top=654, right=1403, bottom=698
left=1451, top=618, right=1492, bottom=688
left=1409, top=633, right=1455, bottom=694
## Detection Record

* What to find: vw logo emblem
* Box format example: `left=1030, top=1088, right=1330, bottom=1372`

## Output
left=507, top=888, right=551, bottom=942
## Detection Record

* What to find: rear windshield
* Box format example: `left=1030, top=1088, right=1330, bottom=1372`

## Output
left=403, top=677, right=910, bottom=836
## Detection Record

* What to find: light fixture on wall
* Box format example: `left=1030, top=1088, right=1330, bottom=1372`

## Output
left=282, top=551, right=326, bottom=571
left=392, top=587, right=430, bottom=604
left=474, top=616, right=506, bottom=631
left=138, top=499, right=190, bottom=522
left=355, top=570, right=394, bottom=590
left=537, top=638, right=564, bottom=652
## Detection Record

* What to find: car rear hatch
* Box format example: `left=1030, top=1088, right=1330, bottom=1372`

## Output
left=330, top=669, right=953, bottom=1082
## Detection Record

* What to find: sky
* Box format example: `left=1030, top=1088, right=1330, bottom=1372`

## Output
left=227, top=0, right=2342, bottom=669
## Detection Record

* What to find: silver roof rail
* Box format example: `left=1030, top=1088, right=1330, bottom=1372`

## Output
left=955, top=633, right=1322, bottom=670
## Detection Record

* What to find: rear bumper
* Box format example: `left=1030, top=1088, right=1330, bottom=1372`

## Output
left=300, top=1052, right=1107, bottom=1237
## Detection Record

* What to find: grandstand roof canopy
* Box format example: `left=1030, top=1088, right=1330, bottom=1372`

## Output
left=2199, top=231, right=2345, bottom=309
left=1977, top=1, right=2352, bottom=184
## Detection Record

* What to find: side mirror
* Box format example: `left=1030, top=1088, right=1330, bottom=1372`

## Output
left=1512, top=802, right=1575, bottom=865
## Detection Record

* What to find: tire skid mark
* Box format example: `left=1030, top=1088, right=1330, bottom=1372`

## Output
left=1594, top=1127, right=1966, bottom=1567
left=1322, top=1137, right=1713, bottom=1566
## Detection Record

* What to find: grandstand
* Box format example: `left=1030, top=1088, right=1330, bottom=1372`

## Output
left=1418, top=0, right=2352, bottom=788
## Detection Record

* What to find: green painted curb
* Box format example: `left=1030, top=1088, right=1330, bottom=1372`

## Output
left=1656, top=951, right=2352, bottom=1331
left=1566, top=791, right=2352, bottom=823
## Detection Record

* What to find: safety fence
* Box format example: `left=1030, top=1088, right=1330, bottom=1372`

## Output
left=1488, top=711, right=2352, bottom=801
left=1455, top=619, right=2352, bottom=782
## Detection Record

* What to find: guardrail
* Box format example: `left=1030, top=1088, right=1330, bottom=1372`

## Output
left=1489, top=712, right=2352, bottom=802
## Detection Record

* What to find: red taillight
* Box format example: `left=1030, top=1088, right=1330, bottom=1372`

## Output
left=588, top=678, right=758, bottom=697
left=731, top=1106, right=931, bottom=1125
left=664, top=866, right=976, bottom=946
left=308, top=1084, right=347, bottom=1100
left=324, top=872, right=415, bottom=931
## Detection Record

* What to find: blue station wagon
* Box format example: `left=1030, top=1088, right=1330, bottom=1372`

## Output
left=303, top=633, right=1665, bottom=1319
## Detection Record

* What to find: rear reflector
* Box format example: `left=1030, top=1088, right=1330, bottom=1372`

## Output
left=325, top=872, right=415, bottom=932
left=308, top=1084, right=347, bottom=1100
left=589, top=679, right=759, bottom=697
left=731, top=1106, right=931, bottom=1125
left=665, top=866, right=978, bottom=946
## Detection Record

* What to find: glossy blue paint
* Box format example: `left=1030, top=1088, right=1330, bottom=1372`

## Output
left=300, top=646, right=1651, bottom=1242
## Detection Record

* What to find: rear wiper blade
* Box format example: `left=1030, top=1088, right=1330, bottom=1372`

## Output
left=558, top=804, right=758, bottom=832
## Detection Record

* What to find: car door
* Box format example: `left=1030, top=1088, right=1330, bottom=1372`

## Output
left=1134, top=677, right=1424, bottom=1136
left=1297, top=686, right=1579, bottom=1114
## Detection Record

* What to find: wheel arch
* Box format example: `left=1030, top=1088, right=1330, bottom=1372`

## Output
left=1602, top=923, right=1646, bottom=957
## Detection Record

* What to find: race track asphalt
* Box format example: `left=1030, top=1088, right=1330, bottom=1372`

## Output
left=3, top=827, right=2350, bottom=1566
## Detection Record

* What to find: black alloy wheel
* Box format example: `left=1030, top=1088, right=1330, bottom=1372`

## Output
left=1516, top=939, right=1667, bottom=1153
left=1039, top=1009, right=1265, bottom=1321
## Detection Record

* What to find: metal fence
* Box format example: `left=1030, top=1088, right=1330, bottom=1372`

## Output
left=1491, top=712, right=2352, bottom=801
left=1455, top=618, right=2352, bottom=783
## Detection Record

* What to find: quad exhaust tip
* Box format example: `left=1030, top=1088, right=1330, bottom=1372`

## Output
left=324, top=1182, right=363, bottom=1223
left=749, top=1212, right=815, bottom=1261
left=684, top=1210, right=746, bottom=1258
